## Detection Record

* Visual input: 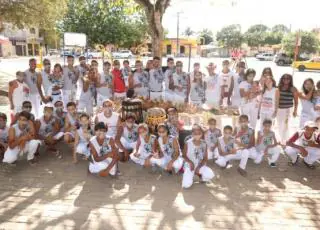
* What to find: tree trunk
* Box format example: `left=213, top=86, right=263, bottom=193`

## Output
left=146, top=10, right=163, bottom=58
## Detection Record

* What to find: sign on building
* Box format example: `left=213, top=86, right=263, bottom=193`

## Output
left=63, top=33, right=87, bottom=47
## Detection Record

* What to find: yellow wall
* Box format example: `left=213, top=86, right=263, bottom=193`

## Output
left=162, top=38, right=198, bottom=56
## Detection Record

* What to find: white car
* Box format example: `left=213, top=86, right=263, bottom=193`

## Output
left=256, top=53, right=274, bottom=61
left=112, top=50, right=133, bottom=59
left=87, top=51, right=102, bottom=59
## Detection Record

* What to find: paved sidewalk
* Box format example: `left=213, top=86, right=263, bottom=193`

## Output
left=0, top=144, right=319, bottom=230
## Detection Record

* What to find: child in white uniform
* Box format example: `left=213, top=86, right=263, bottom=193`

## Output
left=256, top=119, right=283, bottom=167
left=115, top=115, right=139, bottom=161
left=204, top=118, right=222, bottom=160
left=89, top=122, right=118, bottom=177
left=130, top=123, right=157, bottom=167
left=73, top=113, right=93, bottom=163
left=182, top=124, right=214, bottom=188
left=129, top=60, right=149, bottom=99
left=97, top=62, right=113, bottom=107
left=0, top=113, right=8, bottom=160
left=150, top=123, right=184, bottom=173
left=64, top=102, right=80, bottom=144
left=172, top=61, right=189, bottom=104
left=285, top=121, right=320, bottom=169
left=215, top=125, right=249, bottom=176
left=189, top=72, right=206, bottom=107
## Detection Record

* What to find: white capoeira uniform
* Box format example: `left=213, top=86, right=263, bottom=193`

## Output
left=24, top=69, right=41, bottom=118
left=12, top=80, right=30, bottom=114
left=119, top=124, right=138, bottom=151
left=150, top=135, right=184, bottom=172
left=285, top=131, right=320, bottom=165
left=256, top=130, right=282, bottom=165
left=3, top=124, right=41, bottom=163
left=132, top=70, right=149, bottom=99
left=204, top=128, right=221, bottom=160
left=215, top=136, right=249, bottom=170
left=189, top=81, right=205, bottom=106
left=204, top=73, right=221, bottom=108
left=97, top=72, right=113, bottom=107
left=299, top=99, right=315, bottom=128
left=130, top=135, right=156, bottom=166
left=48, top=76, right=64, bottom=105
left=62, top=66, right=78, bottom=106
left=96, top=112, right=119, bottom=137
left=76, top=127, right=92, bottom=157
left=231, top=73, right=244, bottom=108
left=41, top=70, right=53, bottom=97
left=182, top=138, right=214, bottom=188
left=235, top=127, right=262, bottom=164
left=38, top=116, right=64, bottom=141
left=165, top=121, right=179, bottom=139
left=163, top=67, right=175, bottom=102
left=77, top=80, right=94, bottom=115
left=149, top=68, right=164, bottom=100
left=239, top=81, right=258, bottom=130
left=89, top=135, right=116, bottom=175
left=121, top=67, right=130, bottom=88
left=75, top=65, right=88, bottom=100
left=64, top=113, right=79, bottom=138
left=172, top=71, right=189, bottom=103
left=54, top=111, right=66, bottom=132
left=259, top=87, right=277, bottom=129
left=218, top=70, right=235, bottom=106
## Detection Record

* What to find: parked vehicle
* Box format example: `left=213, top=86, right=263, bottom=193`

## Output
left=207, top=51, right=219, bottom=57
left=256, top=53, right=274, bottom=61
left=141, top=51, right=152, bottom=57
left=87, top=50, right=102, bottom=59
left=60, top=49, right=73, bottom=57
left=48, top=49, right=59, bottom=56
left=112, top=50, right=133, bottom=59
left=292, top=57, right=320, bottom=71
left=273, top=53, right=292, bottom=66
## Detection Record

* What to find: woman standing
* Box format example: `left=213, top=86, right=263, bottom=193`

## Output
left=239, top=69, right=259, bottom=129
left=204, top=62, right=220, bottom=108
left=189, top=72, right=206, bottom=107
left=276, top=74, right=298, bottom=143
left=258, top=75, right=279, bottom=129
left=298, top=78, right=315, bottom=128
left=129, top=60, right=149, bottom=99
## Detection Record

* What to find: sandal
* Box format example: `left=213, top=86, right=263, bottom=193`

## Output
left=288, top=155, right=299, bottom=166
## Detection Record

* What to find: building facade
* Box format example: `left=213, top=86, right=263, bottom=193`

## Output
left=0, top=23, right=44, bottom=56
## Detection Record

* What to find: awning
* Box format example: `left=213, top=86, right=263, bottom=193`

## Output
left=0, top=35, right=10, bottom=44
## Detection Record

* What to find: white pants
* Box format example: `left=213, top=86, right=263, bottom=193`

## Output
left=29, top=93, right=42, bottom=119
left=63, top=89, right=77, bottom=108
left=114, top=92, right=126, bottom=100
left=97, top=93, right=111, bottom=107
left=276, top=108, right=291, bottom=143
left=89, top=158, right=116, bottom=175
left=130, top=152, right=150, bottom=166
left=257, top=146, right=282, bottom=165
left=174, top=93, right=187, bottom=104
left=241, top=102, right=258, bottom=130
left=76, top=142, right=90, bottom=157
left=150, top=156, right=184, bottom=172
left=78, top=99, right=93, bottom=116
left=164, top=91, right=174, bottom=102
left=150, top=92, right=163, bottom=100
left=3, top=140, right=41, bottom=163
left=182, top=163, right=214, bottom=189
left=247, top=147, right=263, bottom=164
left=231, top=96, right=241, bottom=108
left=208, top=148, right=219, bottom=160
left=215, top=149, right=250, bottom=169
left=285, top=146, right=320, bottom=165
left=120, top=137, right=136, bottom=151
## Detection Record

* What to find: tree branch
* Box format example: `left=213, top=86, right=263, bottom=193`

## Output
left=134, top=0, right=153, bottom=9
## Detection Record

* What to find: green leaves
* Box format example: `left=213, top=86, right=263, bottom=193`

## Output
left=59, top=0, right=147, bottom=47
left=216, top=24, right=242, bottom=48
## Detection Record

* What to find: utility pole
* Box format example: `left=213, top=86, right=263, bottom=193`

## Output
left=176, top=12, right=181, bottom=57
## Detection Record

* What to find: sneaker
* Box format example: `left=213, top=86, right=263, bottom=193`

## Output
left=270, top=163, right=276, bottom=168
left=237, top=167, right=247, bottom=177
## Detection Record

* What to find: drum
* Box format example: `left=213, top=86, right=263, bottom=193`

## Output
left=145, top=107, right=166, bottom=133
left=121, top=98, right=143, bottom=123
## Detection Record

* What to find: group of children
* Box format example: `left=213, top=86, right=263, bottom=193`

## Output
left=2, top=55, right=320, bottom=189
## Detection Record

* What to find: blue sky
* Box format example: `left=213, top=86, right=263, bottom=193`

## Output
left=162, top=0, right=320, bottom=38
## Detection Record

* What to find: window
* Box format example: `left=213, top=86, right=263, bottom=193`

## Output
left=30, top=28, right=36, bottom=34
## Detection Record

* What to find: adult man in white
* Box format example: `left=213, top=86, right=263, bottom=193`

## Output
left=94, top=99, right=121, bottom=138
left=62, top=55, right=79, bottom=107
left=2, top=111, right=41, bottom=166
left=97, top=61, right=113, bottom=107
left=163, top=57, right=175, bottom=102
left=37, top=59, right=53, bottom=106
left=24, top=58, right=42, bottom=118
left=8, top=71, right=30, bottom=116
left=148, top=57, right=164, bottom=100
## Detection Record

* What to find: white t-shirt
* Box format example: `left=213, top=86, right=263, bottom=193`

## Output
left=239, top=81, right=252, bottom=105
left=204, top=74, right=220, bottom=106
left=218, top=70, right=235, bottom=95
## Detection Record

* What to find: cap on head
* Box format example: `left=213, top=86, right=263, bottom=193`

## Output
left=304, top=121, right=318, bottom=129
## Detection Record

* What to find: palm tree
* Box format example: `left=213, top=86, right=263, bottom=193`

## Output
left=184, top=27, right=194, bottom=37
